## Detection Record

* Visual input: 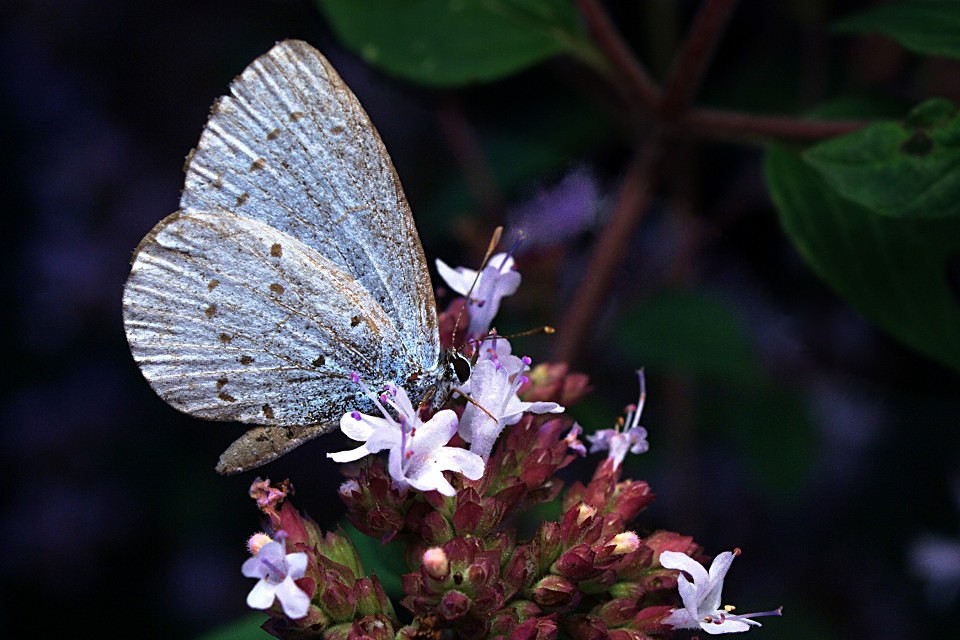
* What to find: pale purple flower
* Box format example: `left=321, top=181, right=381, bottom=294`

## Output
left=241, top=534, right=311, bottom=619
left=587, top=369, right=649, bottom=467
left=911, top=534, right=960, bottom=607
left=564, top=423, right=587, bottom=457
left=328, top=376, right=484, bottom=496
left=507, top=166, right=601, bottom=248
left=473, top=333, right=523, bottom=375
left=436, top=252, right=521, bottom=341
left=458, top=355, right=564, bottom=461
left=660, top=549, right=782, bottom=634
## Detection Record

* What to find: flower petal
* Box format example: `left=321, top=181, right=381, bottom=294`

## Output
left=241, top=556, right=267, bottom=579
left=246, top=579, right=278, bottom=610
left=435, top=258, right=473, bottom=295
left=662, top=607, right=699, bottom=630
left=285, top=551, right=308, bottom=579
left=660, top=551, right=710, bottom=588
left=327, top=443, right=372, bottom=463
left=700, top=618, right=753, bottom=634
left=274, top=576, right=311, bottom=619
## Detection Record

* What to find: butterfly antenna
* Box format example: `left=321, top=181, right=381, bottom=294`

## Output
left=452, top=388, right=498, bottom=423
left=478, top=325, right=555, bottom=343
left=451, top=226, right=505, bottom=348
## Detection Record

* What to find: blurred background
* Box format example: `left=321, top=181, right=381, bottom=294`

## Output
left=3, top=0, right=960, bottom=638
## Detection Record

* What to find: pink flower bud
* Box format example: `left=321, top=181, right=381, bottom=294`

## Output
left=247, top=532, right=272, bottom=556
left=423, top=547, right=450, bottom=580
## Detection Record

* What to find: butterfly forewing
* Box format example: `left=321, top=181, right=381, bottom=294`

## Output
left=179, top=40, right=439, bottom=367
left=123, top=40, right=449, bottom=473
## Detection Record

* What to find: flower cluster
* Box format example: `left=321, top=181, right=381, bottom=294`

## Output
left=240, top=253, right=781, bottom=638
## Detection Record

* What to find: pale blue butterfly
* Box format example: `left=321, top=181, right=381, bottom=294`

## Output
left=123, top=40, right=455, bottom=474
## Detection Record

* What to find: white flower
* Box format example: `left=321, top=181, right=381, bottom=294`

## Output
left=241, top=534, right=311, bottom=619
left=328, top=377, right=484, bottom=496
left=436, top=252, right=521, bottom=341
left=587, top=369, right=649, bottom=467
left=659, top=549, right=782, bottom=635
left=458, top=355, right=564, bottom=461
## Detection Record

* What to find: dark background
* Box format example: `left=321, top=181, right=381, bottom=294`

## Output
left=3, top=1, right=960, bottom=638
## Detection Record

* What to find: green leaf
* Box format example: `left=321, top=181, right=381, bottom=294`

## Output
left=765, top=144, right=960, bottom=373
left=832, top=1, right=960, bottom=59
left=314, top=0, right=596, bottom=86
left=802, top=98, right=960, bottom=220
left=195, top=613, right=271, bottom=640
left=710, top=384, right=815, bottom=498
left=342, top=522, right=407, bottom=600
left=614, top=290, right=762, bottom=383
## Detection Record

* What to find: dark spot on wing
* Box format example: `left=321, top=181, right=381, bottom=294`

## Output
left=262, top=404, right=275, bottom=420
left=351, top=315, right=362, bottom=327
left=250, top=158, right=266, bottom=171
left=205, top=303, right=217, bottom=318
left=312, top=354, right=326, bottom=367
left=218, top=391, right=237, bottom=402
left=240, top=355, right=254, bottom=365
left=236, top=192, right=249, bottom=207
left=269, top=283, right=285, bottom=295
left=208, top=279, right=220, bottom=291
left=270, top=243, right=283, bottom=258
left=289, top=111, right=305, bottom=122
left=330, top=125, right=344, bottom=135
left=218, top=333, right=232, bottom=344
left=212, top=175, right=224, bottom=190
left=267, top=128, right=280, bottom=140
left=216, top=377, right=228, bottom=390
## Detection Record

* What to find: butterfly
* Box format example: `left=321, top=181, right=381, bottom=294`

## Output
left=123, top=40, right=456, bottom=475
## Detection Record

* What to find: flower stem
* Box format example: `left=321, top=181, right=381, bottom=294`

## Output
left=576, top=0, right=661, bottom=109
left=657, top=0, right=739, bottom=118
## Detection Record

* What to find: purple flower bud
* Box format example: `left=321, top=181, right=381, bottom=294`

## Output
left=531, top=575, right=579, bottom=608
left=551, top=544, right=598, bottom=581
left=438, top=590, right=472, bottom=620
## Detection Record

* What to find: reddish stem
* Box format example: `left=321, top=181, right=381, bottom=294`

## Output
left=658, top=0, right=739, bottom=117
left=576, top=0, right=661, bottom=109
left=679, top=108, right=868, bottom=141
left=658, top=0, right=737, bottom=118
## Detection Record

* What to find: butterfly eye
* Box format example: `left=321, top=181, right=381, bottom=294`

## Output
left=450, top=352, right=472, bottom=384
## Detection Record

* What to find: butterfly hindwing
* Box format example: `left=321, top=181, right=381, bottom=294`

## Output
left=123, top=209, right=413, bottom=426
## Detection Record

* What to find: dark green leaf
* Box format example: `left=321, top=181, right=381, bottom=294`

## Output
left=614, top=290, right=762, bottom=383
left=765, top=144, right=960, bottom=373
left=314, top=0, right=596, bottom=86
left=802, top=99, right=960, bottom=220
left=342, top=522, right=406, bottom=599
left=710, top=384, right=815, bottom=498
left=196, top=613, right=271, bottom=640
left=833, top=1, right=960, bottom=59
